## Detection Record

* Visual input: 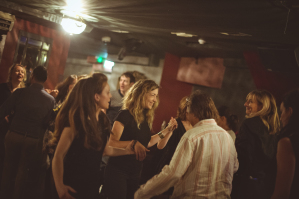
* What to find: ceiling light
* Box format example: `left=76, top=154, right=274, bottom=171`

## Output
left=198, top=39, right=206, bottom=44
left=104, top=60, right=115, bottom=70
left=61, top=17, right=86, bottom=34
left=171, top=32, right=197, bottom=37
left=112, top=30, right=130, bottom=33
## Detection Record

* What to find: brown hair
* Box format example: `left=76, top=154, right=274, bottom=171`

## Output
left=246, top=90, right=280, bottom=134
left=177, top=96, right=189, bottom=121
left=122, top=79, right=159, bottom=129
left=52, top=73, right=110, bottom=150
left=55, top=75, right=77, bottom=103
left=7, top=63, right=26, bottom=88
left=188, top=90, right=219, bottom=121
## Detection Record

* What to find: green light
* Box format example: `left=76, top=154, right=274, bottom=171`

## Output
left=97, top=57, right=103, bottom=63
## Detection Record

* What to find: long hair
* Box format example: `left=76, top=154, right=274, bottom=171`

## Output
left=217, top=105, right=239, bottom=132
left=282, top=88, right=299, bottom=127
left=177, top=96, right=189, bottom=121
left=122, top=79, right=159, bottom=129
left=246, top=90, right=280, bottom=134
left=52, top=73, right=109, bottom=150
left=55, top=75, right=77, bottom=103
left=7, top=63, right=26, bottom=88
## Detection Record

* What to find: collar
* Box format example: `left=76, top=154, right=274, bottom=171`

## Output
left=193, top=119, right=216, bottom=128
left=30, top=83, right=44, bottom=90
left=118, top=89, right=124, bottom=97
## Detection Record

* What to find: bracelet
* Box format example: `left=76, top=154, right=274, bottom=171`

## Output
left=157, top=131, right=165, bottom=139
left=131, top=140, right=137, bottom=151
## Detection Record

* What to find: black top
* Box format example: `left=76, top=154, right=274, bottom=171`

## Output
left=0, top=83, right=55, bottom=138
left=0, top=83, right=11, bottom=106
left=278, top=123, right=299, bottom=199
left=107, top=109, right=151, bottom=174
left=155, top=118, right=186, bottom=173
left=235, top=116, right=277, bottom=198
left=62, top=111, right=109, bottom=198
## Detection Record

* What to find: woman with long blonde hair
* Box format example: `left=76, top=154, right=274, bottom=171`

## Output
left=232, top=90, right=280, bottom=199
left=104, top=79, right=177, bottom=199
left=51, top=73, right=134, bottom=199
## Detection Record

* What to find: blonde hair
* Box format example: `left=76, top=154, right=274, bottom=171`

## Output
left=246, top=90, right=280, bottom=134
left=7, top=63, right=27, bottom=88
left=122, top=79, right=159, bottom=129
left=177, top=96, right=189, bottom=121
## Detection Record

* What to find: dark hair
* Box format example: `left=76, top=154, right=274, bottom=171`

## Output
left=121, top=72, right=135, bottom=83
left=217, top=106, right=239, bottom=132
left=188, top=90, right=219, bottom=121
left=55, top=75, right=77, bottom=103
left=282, top=88, right=299, bottom=126
left=33, top=66, right=47, bottom=82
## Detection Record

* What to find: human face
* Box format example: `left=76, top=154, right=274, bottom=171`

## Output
left=95, top=83, right=112, bottom=110
left=11, top=65, right=25, bottom=83
left=143, top=88, right=158, bottom=109
left=119, top=75, right=133, bottom=95
left=280, top=102, right=292, bottom=128
left=68, top=79, right=77, bottom=92
left=244, top=95, right=262, bottom=116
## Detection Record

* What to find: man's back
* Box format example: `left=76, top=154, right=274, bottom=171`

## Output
left=171, top=119, right=238, bottom=199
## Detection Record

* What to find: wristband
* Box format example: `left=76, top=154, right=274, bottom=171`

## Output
left=157, top=131, right=165, bottom=139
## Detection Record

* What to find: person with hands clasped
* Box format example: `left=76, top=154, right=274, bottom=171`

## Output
left=51, top=73, right=134, bottom=199
left=104, top=79, right=177, bottom=199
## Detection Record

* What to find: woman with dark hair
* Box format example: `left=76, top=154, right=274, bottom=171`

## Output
left=104, top=79, right=177, bottom=199
left=0, top=63, right=26, bottom=187
left=55, top=75, right=77, bottom=105
left=232, top=90, right=280, bottom=199
left=51, top=73, right=134, bottom=199
left=217, top=105, right=238, bottom=142
left=271, top=89, right=299, bottom=199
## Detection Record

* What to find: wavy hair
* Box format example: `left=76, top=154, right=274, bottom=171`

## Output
left=51, top=73, right=110, bottom=150
left=177, top=96, right=189, bottom=121
left=246, top=90, right=280, bottom=134
left=122, top=79, right=159, bottom=129
left=55, top=75, right=77, bottom=103
left=7, top=63, right=26, bottom=88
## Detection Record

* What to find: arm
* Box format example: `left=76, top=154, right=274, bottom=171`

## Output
left=134, top=136, right=194, bottom=199
left=271, top=137, right=295, bottom=199
left=148, top=117, right=177, bottom=148
left=103, top=140, right=135, bottom=156
left=52, top=127, right=77, bottom=199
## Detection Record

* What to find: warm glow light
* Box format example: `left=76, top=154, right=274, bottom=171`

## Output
left=61, top=18, right=86, bottom=34
left=171, top=32, right=197, bottom=37
left=65, top=0, right=84, bottom=14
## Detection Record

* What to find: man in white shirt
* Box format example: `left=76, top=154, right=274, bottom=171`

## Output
left=135, top=90, right=239, bottom=199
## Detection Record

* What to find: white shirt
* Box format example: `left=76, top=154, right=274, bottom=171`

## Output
left=135, top=119, right=239, bottom=199
left=227, top=130, right=236, bottom=142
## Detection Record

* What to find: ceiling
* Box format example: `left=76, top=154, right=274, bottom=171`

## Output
left=1, top=0, right=299, bottom=59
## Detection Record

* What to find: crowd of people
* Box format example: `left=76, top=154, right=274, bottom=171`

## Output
left=0, top=63, right=298, bottom=199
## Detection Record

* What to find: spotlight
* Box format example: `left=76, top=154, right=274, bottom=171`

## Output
left=61, top=17, right=86, bottom=35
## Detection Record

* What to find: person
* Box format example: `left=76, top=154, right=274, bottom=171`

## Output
left=134, top=90, right=239, bottom=199
left=104, top=79, right=177, bottom=199
left=0, top=63, right=26, bottom=188
left=106, top=72, right=135, bottom=124
left=55, top=75, right=77, bottom=105
left=217, top=105, right=238, bottom=142
left=271, top=89, right=299, bottom=199
left=0, top=66, right=55, bottom=199
left=232, top=90, right=280, bottom=199
left=51, top=73, right=135, bottom=199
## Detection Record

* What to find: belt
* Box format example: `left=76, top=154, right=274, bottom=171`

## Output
left=10, top=130, right=40, bottom=139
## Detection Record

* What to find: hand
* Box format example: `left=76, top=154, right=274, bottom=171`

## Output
left=57, top=184, right=77, bottom=199
left=134, top=141, right=150, bottom=161
left=50, top=89, right=59, bottom=98
left=126, top=140, right=136, bottom=155
left=165, top=117, right=178, bottom=133
left=4, top=115, right=9, bottom=123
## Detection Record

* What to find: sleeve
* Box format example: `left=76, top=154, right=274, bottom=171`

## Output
left=115, top=110, right=132, bottom=126
left=134, top=136, right=194, bottom=199
left=0, top=88, right=21, bottom=122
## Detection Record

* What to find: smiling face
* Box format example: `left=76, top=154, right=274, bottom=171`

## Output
left=244, top=95, right=262, bottom=116
left=280, top=102, right=292, bottom=128
left=11, top=65, right=25, bottom=83
left=143, top=88, right=158, bottom=109
left=95, top=83, right=112, bottom=110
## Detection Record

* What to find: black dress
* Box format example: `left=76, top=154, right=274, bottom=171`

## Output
left=104, top=109, right=151, bottom=199
left=53, top=112, right=109, bottom=199
left=277, top=123, right=299, bottom=199
left=232, top=116, right=277, bottom=199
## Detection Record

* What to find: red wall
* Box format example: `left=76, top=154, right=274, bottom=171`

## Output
left=0, top=18, right=70, bottom=89
left=243, top=52, right=299, bottom=105
left=152, top=53, right=193, bottom=132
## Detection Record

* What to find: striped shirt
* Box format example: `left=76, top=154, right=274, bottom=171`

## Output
left=135, top=119, right=239, bottom=199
